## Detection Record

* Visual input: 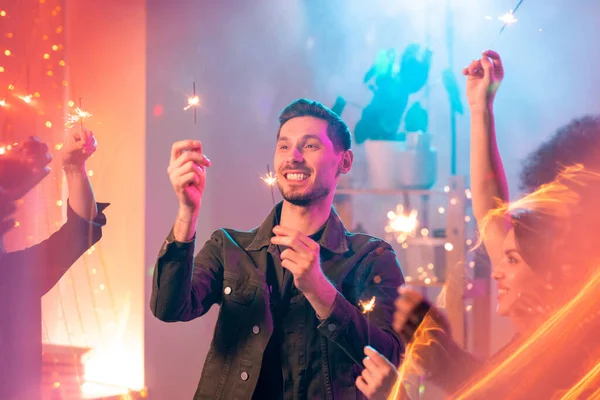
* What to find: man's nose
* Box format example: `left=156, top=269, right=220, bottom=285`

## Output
left=289, top=147, right=303, bottom=163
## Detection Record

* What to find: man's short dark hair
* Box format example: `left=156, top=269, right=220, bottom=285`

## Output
left=277, top=98, right=351, bottom=152
left=520, top=115, right=600, bottom=192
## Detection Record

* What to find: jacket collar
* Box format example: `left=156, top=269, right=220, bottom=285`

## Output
left=245, top=201, right=349, bottom=254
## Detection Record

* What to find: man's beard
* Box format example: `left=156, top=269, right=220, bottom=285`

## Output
left=277, top=182, right=330, bottom=206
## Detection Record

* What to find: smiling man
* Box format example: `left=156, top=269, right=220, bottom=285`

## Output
left=151, top=98, right=404, bottom=399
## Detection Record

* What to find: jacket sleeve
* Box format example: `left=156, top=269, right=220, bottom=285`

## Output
left=1, top=201, right=109, bottom=296
left=150, top=228, right=224, bottom=322
left=317, top=242, right=405, bottom=366
left=396, top=300, right=484, bottom=395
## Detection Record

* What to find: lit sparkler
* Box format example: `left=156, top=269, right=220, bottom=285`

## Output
left=359, top=296, right=377, bottom=346
left=261, top=164, right=277, bottom=206
left=385, top=204, right=419, bottom=244
left=184, top=82, right=200, bottom=124
left=18, top=94, right=33, bottom=104
left=65, top=107, right=92, bottom=129
left=359, top=296, right=376, bottom=314
left=494, top=0, right=524, bottom=40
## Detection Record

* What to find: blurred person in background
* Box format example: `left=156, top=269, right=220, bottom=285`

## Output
left=0, top=130, right=108, bottom=400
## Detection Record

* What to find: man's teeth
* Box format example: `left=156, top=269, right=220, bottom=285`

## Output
left=287, top=173, right=308, bottom=181
left=498, top=288, right=509, bottom=296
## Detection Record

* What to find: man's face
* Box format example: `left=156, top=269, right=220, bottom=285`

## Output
left=274, top=116, right=351, bottom=206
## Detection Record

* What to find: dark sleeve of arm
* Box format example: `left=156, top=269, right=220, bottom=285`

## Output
left=150, top=228, right=224, bottom=322
left=1, top=201, right=109, bottom=296
left=421, top=331, right=484, bottom=394
left=317, top=243, right=405, bottom=366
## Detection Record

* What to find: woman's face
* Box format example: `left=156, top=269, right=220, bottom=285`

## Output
left=493, top=228, right=545, bottom=317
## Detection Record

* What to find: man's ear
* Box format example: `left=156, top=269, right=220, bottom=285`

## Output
left=339, top=149, right=353, bottom=175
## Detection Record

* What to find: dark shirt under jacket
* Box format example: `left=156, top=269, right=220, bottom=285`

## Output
left=151, top=202, right=405, bottom=400
left=0, top=202, right=109, bottom=400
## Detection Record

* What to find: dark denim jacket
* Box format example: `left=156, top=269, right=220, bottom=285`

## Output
left=151, top=204, right=404, bottom=399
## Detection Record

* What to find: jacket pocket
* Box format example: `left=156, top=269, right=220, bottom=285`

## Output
left=222, top=272, right=258, bottom=306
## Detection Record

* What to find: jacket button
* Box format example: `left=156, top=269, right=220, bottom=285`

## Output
left=224, top=286, right=232, bottom=295
left=241, top=371, right=249, bottom=381
left=252, top=325, right=260, bottom=334
left=328, top=323, right=337, bottom=332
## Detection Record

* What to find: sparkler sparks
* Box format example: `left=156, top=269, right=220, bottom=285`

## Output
left=18, top=94, right=33, bottom=104
left=261, top=171, right=277, bottom=186
left=498, top=11, right=518, bottom=26
left=359, top=296, right=376, bottom=346
left=184, top=82, right=200, bottom=124
left=65, top=107, right=92, bottom=129
left=358, top=296, right=376, bottom=314
left=261, top=165, right=277, bottom=206
left=385, top=204, right=419, bottom=244
left=496, top=0, right=524, bottom=36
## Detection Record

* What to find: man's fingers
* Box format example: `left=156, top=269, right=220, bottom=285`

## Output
left=279, top=248, right=301, bottom=263
left=280, top=258, right=299, bottom=274
left=480, top=55, right=493, bottom=74
left=270, top=234, right=312, bottom=254
left=175, top=171, right=201, bottom=188
left=483, top=50, right=504, bottom=79
left=484, top=50, right=503, bottom=65
left=170, top=140, right=202, bottom=163
left=364, top=346, right=388, bottom=369
left=272, top=225, right=319, bottom=251
left=355, top=376, right=372, bottom=398
left=360, top=368, right=375, bottom=386
left=467, top=59, right=482, bottom=75
left=170, top=150, right=211, bottom=170
left=363, top=355, right=380, bottom=373
left=174, top=160, right=205, bottom=176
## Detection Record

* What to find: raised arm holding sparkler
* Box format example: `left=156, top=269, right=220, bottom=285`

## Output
left=0, top=129, right=108, bottom=400
left=168, top=140, right=211, bottom=242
